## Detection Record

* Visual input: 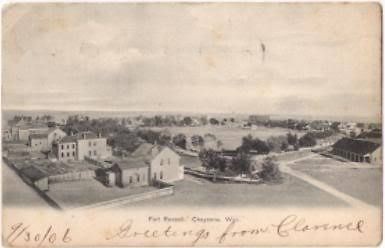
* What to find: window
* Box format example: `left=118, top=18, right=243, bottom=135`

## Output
left=129, top=176, right=133, bottom=184
left=67, top=145, right=69, bottom=149
left=67, top=152, right=69, bottom=157
left=137, top=175, right=140, bottom=182
left=61, top=144, right=64, bottom=149
left=160, top=171, right=163, bottom=180
left=61, top=152, right=64, bottom=158
left=93, top=141, right=97, bottom=146
left=89, top=151, right=92, bottom=156
left=72, top=144, right=75, bottom=149
left=94, top=150, right=97, bottom=156
left=160, top=159, right=164, bottom=166
left=88, top=141, right=92, bottom=147
left=72, top=151, right=75, bottom=156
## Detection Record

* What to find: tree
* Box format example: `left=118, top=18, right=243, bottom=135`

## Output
left=183, top=116, right=193, bottom=126
left=110, top=131, right=144, bottom=152
left=199, top=149, right=226, bottom=172
left=330, top=122, right=340, bottom=132
left=239, top=135, right=270, bottom=154
left=267, top=135, right=288, bottom=153
left=172, top=133, right=187, bottom=149
left=232, top=150, right=251, bottom=174
left=209, top=118, right=219, bottom=125
left=298, top=133, right=317, bottom=147
left=287, top=133, right=298, bottom=146
left=258, top=156, right=282, bottom=183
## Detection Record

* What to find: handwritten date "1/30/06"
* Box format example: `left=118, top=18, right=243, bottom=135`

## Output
left=6, top=222, right=72, bottom=247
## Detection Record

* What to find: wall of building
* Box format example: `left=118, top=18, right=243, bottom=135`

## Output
left=57, top=142, right=77, bottom=161
left=19, top=129, right=30, bottom=141
left=77, top=138, right=109, bottom=160
left=370, top=147, right=382, bottom=165
left=30, top=138, right=49, bottom=151
left=150, top=148, right=183, bottom=183
left=120, top=167, right=149, bottom=187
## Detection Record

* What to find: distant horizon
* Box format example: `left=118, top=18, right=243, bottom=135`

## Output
left=2, top=108, right=381, bottom=123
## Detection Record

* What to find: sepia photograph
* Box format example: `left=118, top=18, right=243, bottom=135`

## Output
left=1, top=2, right=382, bottom=246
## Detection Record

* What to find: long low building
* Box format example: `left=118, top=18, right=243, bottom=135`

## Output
left=332, top=137, right=382, bottom=164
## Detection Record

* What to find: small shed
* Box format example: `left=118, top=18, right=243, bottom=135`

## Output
left=110, top=158, right=149, bottom=188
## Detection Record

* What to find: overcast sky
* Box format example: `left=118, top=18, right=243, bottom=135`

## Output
left=2, top=3, right=381, bottom=120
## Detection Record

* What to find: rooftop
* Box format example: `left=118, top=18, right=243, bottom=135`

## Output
left=19, top=166, right=47, bottom=181
left=333, top=137, right=381, bottom=155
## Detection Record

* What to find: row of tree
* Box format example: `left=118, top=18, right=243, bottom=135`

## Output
left=199, top=149, right=282, bottom=183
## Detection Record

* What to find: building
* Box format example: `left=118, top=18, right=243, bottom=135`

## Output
left=10, top=123, right=49, bottom=141
left=248, top=115, right=270, bottom=125
left=332, top=137, right=382, bottom=164
left=47, top=128, right=67, bottom=147
left=28, top=127, right=67, bottom=152
left=53, top=136, right=77, bottom=161
left=131, top=143, right=183, bottom=183
left=96, top=143, right=183, bottom=188
left=53, top=131, right=112, bottom=161
left=29, top=134, right=49, bottom=151
left=2, top=129, right=12, bottom=141
left=108, top=158, right=149, bottom=187
left=77, top=131, right=111, bottom=160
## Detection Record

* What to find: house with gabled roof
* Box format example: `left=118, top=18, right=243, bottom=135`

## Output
left=131, top=143, right=183, bottom=183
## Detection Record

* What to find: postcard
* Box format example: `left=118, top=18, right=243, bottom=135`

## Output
left=1, top=2, right=382, bottom=247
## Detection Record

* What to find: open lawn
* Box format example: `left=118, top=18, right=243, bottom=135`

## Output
left=148, top=126, right=305, bottom=150
left=46, top=180, right=156, bottom=209
left=126, top=173, right=348, bottom=208
left=288, top=156, right=382, bottom=206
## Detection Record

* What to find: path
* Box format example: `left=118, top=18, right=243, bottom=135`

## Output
left=279, top=154, right=378, bottom=210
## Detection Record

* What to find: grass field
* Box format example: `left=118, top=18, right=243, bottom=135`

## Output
left=288, top=156, right=382, bottom=206
left=46, top=180, right=156, bottom=209
left=148, top=126, right=305, bottom=150
left=126, top=173, right=347, bottom=208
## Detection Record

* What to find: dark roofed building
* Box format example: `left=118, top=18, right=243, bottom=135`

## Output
left=332, top=137, right=382, bottom=164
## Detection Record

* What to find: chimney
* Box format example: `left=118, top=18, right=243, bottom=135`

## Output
left=98, top=132, right=102, bottom=138
left=82, top=133, right=86, bottom=139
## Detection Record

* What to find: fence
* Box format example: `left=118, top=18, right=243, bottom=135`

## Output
left=184, top=167, right=262, bottom=184
left=74, top=185, right=174, bottom=210
left=48, top=170, right=96, bottom=184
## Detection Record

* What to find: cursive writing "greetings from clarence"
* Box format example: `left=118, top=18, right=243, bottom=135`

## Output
left=105, top=214, right=365, bottom=245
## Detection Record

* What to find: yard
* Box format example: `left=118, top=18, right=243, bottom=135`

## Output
left=148, top=126, right=305, bottom=150
left=126, top=173, right=348, bottom=208
left=287, top=156, right=382, bottom=206
left=46, top=179, right=157, bottom=209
